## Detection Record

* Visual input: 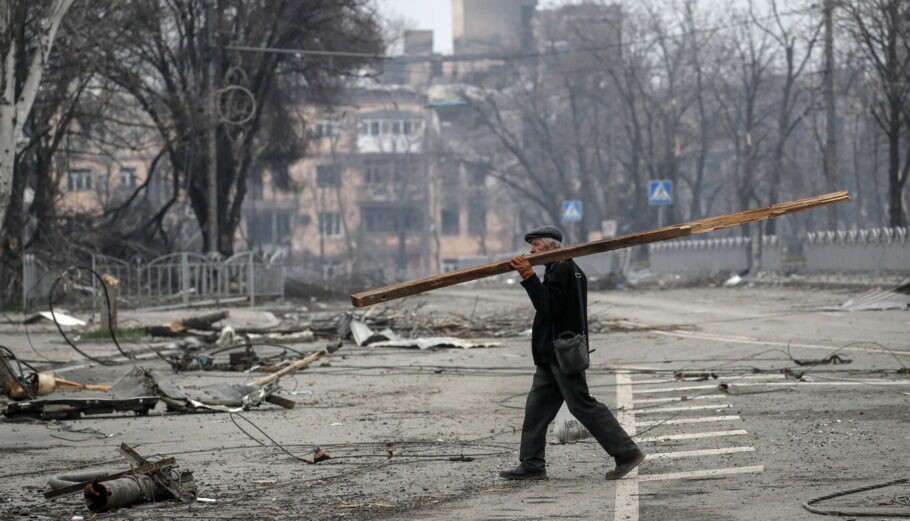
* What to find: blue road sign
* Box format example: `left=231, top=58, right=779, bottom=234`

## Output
left=562, top=200, right=583, bottom=222
left=649, top=180, right=673, bottom=205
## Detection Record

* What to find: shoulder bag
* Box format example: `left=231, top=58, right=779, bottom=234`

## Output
left=552, top=266, right=590, bottom=375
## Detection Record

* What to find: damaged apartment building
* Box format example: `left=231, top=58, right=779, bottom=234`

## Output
left=244, top=83, right=521, bottom=283
left=54, top=0, right=624, bottom=284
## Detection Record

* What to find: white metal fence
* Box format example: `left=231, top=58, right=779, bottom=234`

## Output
left=649, top=236, right=782, bottom=275
left=649, top=227, right=910, bottom=275
left=805, top=227, right=909, bottom=273
left=22, top=251, right=286, bottom=310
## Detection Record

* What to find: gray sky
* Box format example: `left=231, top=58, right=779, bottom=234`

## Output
left=377, top=0, right=453, bottom=54
left=377, top=0, right=564, bottom=55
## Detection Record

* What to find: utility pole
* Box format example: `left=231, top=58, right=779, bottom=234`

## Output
left=823, top=0, right=837, bottom=230
left=205, top=0, right=219, bottom=253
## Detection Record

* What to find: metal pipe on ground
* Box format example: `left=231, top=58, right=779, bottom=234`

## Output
left=84, top=475, right=171, bottom=512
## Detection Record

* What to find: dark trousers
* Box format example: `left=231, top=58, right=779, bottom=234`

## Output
left=519, top=363, right=638, bottom=471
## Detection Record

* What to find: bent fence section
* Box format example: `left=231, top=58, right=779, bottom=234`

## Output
left=22, top=251, right=286, bottom=310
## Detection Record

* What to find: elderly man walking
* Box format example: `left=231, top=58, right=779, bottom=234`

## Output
left=499, top=225, right=644, bottom=481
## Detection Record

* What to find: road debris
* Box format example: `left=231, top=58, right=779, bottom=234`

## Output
left=45, top=443, right=196, bottom=512
left=832, top=281, right=910, bottom=311
left=246, top=340, right=343, bottom=387
left=8, top=374, right=111, bottom=400
left=24, top=311, right=87, bottom=327
left=4, top=365, right=290, bottom=419
left=368, top=337, right=501, bottom=349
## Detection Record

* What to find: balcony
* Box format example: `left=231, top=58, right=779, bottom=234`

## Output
left=357, top=184, right=422, bottom=202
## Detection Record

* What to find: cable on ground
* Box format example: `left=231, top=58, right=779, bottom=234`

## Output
left=802, top=477, right=910, bottom=517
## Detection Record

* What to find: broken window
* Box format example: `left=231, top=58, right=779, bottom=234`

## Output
left=247, top=211, right=291, bottom=245
left=441, top=207, right=460, bottom=235
left=316, top=164, right=340, bottom=187
left=319, top=212, right=343, bottom=237
left=67, top=169, right=93, bottom=191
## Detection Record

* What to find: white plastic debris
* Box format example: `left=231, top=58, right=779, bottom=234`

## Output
left=722, top=274, right=743, bottom=287
left=36, top=311, right=86, bottom=327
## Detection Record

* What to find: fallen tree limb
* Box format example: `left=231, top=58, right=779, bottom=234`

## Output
left=351, top=190, right=851, bottom=307
left=146, top=311, right=229, bottom=337
left=246, top=340, right=343, bottom=387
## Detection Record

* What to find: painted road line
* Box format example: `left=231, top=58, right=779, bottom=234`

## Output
left=637, top=429, right=749, bottom=443
left=638, top=465, right=764, bottom=482
left=633, top=404, right=733, bottom=415
left=646, top=446, right=755, bottom=460
left=614, top=372, right=638, bottom=521
left=633, top=374, right=788, bottom=385
left=633, top=383, right=724, bottom=394
left=636, top=415, right=741, bottom=427
left=650, top=328, right=910, bottom=358
left=633, top=394, right=728, bottom=404
left=634, top=380, right=910, bottom=395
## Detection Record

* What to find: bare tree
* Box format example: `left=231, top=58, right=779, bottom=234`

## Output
left=0, top=0, right=75, bottom=238
left=750, top=0, right=821, bottom=233
left=94, top=0, right=382, bottom=255
left=841, top=0, right=910, bottom=227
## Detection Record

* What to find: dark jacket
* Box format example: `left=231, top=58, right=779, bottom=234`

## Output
left=519, top=259, right=588, bottom=366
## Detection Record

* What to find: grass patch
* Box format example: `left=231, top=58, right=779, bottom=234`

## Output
left=79, top=327, right=147, bottom=340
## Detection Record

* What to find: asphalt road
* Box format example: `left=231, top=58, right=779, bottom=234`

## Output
left=1, top=284, right=908, bottom=520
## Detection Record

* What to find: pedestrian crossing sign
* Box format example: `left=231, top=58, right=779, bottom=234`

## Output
left=562, top=200, right=582, bottom=222
left=649, top=180, right=673, bottom=205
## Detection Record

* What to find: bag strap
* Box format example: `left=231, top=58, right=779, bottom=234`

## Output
left=572, top=261, right=587, bottom=339
left=549, top=261, right=587, bottom=339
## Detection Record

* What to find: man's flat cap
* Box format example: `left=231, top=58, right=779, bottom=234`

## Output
left=524, top=225, right=563, bottom=244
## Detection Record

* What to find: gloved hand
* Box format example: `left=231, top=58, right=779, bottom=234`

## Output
left=509, top=256, right=534, bottom=280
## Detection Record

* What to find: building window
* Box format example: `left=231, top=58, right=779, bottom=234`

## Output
left=318, top=211, right=343, bottom=237
left=370, top=121, right=380, bottom=135
left=316, top=164, right=340, bottom=187
left=314, top=120, right=340, bottom=138
left=391, top=121, right=401, bottom=135
left=441, top=207, right=460, bottom=236
left=362, top=206, right=419, bottom=233
left=119, top=167, right=138, bottom=189
left=468, top=198, right=486, bottom=235
left=469, top=171, right=486, bottom=186
left=247, top=211, right=291, bottom=245
left=67, top=169, right=93, bottom=192
left=364, top=160, right=385, bottom=184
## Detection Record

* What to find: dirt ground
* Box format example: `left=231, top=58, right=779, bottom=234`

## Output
left=1, top=284, right=909, bottom=520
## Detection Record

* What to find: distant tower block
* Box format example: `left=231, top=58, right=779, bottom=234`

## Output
left=404, top=30, right=434, bottom=55
left=452, top=0, right=538, bottom=55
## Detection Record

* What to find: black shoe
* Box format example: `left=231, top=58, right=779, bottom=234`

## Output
left=605, top=451, right=645, bottom=480
left=499, top=465, right=547, bottom=480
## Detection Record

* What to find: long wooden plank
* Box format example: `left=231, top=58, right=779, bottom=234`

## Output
left=350, top=190, right=851, bottom=307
